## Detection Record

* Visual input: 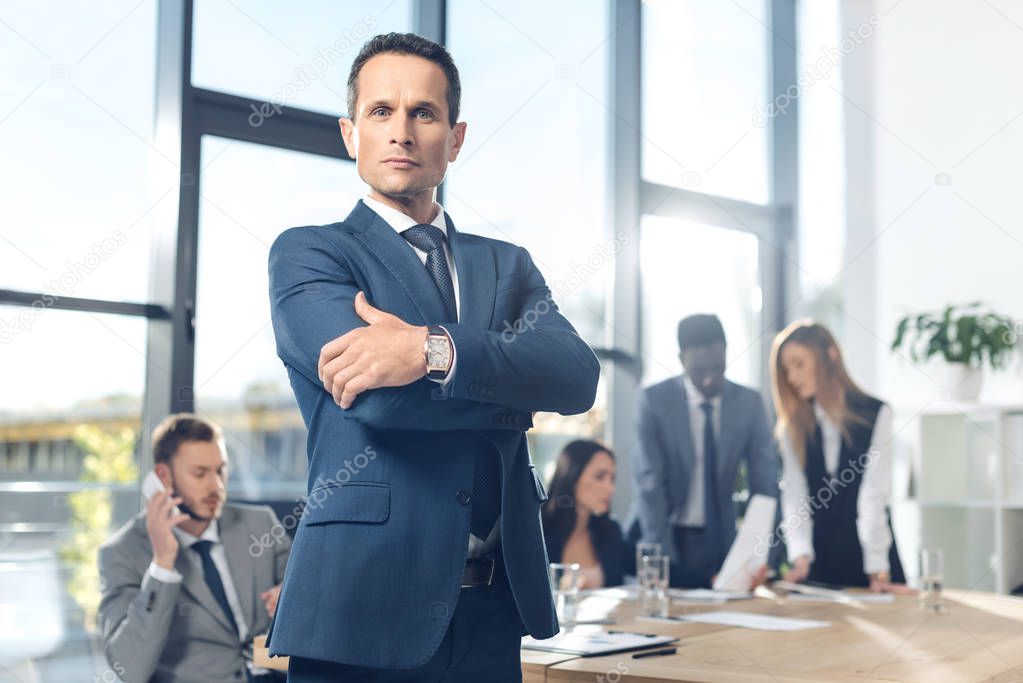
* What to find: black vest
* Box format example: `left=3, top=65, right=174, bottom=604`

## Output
left=803, top=393, right=905, bottom=587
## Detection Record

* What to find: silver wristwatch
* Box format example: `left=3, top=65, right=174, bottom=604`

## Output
left=424, top=325, right=453, bottom=381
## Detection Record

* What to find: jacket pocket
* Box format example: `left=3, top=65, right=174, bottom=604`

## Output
left=529, top=464, right=549, bottom=503
left=301, top=482, right=390, bottom=525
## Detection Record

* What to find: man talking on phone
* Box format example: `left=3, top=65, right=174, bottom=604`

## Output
left=265, top=32, right=599, bottom=681
left=97, top=413, right=292, bottom=682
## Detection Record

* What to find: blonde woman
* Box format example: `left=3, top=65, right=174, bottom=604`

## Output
left=770, top=321, right=909, bottom=592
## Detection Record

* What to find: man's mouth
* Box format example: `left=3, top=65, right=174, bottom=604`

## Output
left=383, top=157, right=418, bottom=169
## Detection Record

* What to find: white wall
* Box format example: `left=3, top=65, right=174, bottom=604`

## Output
left=841, top=0, right=1023, bottom=409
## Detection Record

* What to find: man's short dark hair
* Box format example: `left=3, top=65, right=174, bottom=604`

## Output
left=151, top=413, right=223, bottom=466
left=347, top=32, right=461, bottom=127
left=677, top=314, right=727, bottom=352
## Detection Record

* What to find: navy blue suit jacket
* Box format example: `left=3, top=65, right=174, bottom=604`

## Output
left=264, top=200, right=599, bottom=668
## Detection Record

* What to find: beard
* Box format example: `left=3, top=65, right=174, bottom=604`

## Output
left=170, top=475, right=223, bottom=522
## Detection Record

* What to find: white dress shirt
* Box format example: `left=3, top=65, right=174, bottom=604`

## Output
left=673, top=375, right=723, bottom=528
left=780, top=401, right=894, bottom=575
left=362, top=194, right=499, bottom=559
left=146, top=520, right=249, bottom=639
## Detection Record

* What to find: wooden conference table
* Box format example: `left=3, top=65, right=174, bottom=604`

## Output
left=256, top=587, right=1023, bottom=682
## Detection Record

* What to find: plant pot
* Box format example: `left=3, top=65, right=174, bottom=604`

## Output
left=944, top=363, right=984, bottom=403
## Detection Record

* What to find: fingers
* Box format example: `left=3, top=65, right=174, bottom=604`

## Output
left=319, top=332, right=357, bottom=381
left=339, top=376, right=371, bottom=409
left=354, top=291, right=388, bottom=324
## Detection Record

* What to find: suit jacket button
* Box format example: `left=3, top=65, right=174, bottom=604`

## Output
left=456, top=490, right=472, bottom=505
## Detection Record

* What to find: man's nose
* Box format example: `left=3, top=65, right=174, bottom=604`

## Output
left=388, top=114, right=414, bottom=146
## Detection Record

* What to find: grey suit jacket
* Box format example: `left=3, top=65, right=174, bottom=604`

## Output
left=631, top=376, right=779, bottom=565
left=97, top=503, right=291, bottom=683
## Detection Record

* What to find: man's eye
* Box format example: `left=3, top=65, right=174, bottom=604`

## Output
left=416, top=110, right=433, bottom=120
left=371, top=108, right=388, bottom=117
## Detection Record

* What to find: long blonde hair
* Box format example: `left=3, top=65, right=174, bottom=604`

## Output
left=769, top=320, right=872, bottom=466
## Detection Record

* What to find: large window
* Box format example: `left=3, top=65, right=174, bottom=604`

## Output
left=446, top=0, right=612, bottom=473
left=0, top=1, right=159, bottom=302
left=194, top=137, right=364, bottom=498
left=192, top=0, right=411, bottom=115
left=641, top=0, right=770, bottom=204
left=639, top=217, right=762, bottom=388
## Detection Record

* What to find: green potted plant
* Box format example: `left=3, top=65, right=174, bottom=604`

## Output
left=890, top=302, right=1017, bottom=402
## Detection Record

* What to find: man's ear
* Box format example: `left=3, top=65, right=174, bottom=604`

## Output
left=448, top=121, right=467, bottom=162
left=339, top=116, right=358, bottom=159
left=155, top=462, right=172, bottom=490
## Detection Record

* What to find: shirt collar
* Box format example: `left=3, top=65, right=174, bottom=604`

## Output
left=682, top=374, right=723, bottom=408
left=173, top=518, right=220, bottom=548
left=812, top=398, right=832, bottom=425
left=362, top=194, right=448, bottom=239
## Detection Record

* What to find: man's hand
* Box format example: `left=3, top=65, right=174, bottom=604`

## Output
left=260, top=584, right=282, bottom=617
left=783, top=554, right=811, bottom=583
left=146, top=491, right=190, bottom=570
left=869, top=572, right=916, bottom=595
left=318, top=292, right=429, bottom=409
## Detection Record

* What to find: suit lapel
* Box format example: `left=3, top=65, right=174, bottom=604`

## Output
left=219, top=508, right=255, bottom=638
left=350, top=200, right=451, bottom=324
left=674, top=377, right=696, bottom=480
left=446, top=214, right=496, bottom=331
left=717, top=382, right=740, bottom=485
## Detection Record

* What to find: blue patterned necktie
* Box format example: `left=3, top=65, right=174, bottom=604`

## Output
left=400, top=223, right=457, bottom=323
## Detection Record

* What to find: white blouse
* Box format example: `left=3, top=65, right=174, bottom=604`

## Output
left=779, top=401, right=894, bottom=575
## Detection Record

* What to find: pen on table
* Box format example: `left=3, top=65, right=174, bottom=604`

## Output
left=632, top=647, right=677, bottom=659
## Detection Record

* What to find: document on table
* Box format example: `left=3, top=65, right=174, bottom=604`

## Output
left=786, top=592, right=895, bottom=604
left=669, top=588, right=753, bottom=602
left=679, top=611, right=831, bottom=631
left=713, top=494, right=777, bottom=592
left=522, top=627, right=677, bottom=657
left=774, top=580, right=896, bottom=604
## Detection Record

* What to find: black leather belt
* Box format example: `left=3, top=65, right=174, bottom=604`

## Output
left=461, top=556, right=501, bottom=588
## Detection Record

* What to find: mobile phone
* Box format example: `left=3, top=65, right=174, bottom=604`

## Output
left=142, top=471, right=182, bottom=516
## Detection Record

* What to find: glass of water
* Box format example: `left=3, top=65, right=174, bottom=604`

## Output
left=640, top=555, right=670, bottom=617
left=919, top=548, right=945, bottom=613
left=549, top=562, right=581, bottom=626
left=636, top=542, right=663, bottom=589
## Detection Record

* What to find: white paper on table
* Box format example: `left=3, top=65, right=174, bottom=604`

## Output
left=669, top=588, right=753, bottom=602
left=713, top=494, right=777, bottom=592
left=786, top=592, right=895, bottom=604
left=522, top=626, right=676, bottom=656
left=680, top=611, right=830, bottom=631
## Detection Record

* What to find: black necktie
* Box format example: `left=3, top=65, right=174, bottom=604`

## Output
left=401, top=224, right=457, bottom=323
left=701, top=401, right=723, bottom=560
left=191, top=540, right=240, bottom=637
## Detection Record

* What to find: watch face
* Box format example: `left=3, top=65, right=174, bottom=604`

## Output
left=427, top=336, right=451, bottom=370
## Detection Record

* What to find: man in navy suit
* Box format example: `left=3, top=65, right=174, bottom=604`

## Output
left=265, top=32, right=599, bottom=681
left=632, top=314, right=778, bottom=588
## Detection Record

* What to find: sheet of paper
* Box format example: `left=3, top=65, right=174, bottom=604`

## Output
left=786, top=592, right=895, bottom=604
left=669, top=588, right=753, bottom=602
left=713, top=494, right=777, bottom=592
left=522, top=626, right=676, bottom=656
left=680, top=611, right=831, bottom=631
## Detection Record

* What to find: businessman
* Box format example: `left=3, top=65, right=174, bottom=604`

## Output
left=265, top=32, right=599, bottom=681
left=97, top=413, right=291, bottom=683
left=632, top=314, right=778, bottom=588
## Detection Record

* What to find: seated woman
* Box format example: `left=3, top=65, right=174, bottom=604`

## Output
left=770, top=320, right=910, bottom=592
left=542, top=440, right=634, bottom=588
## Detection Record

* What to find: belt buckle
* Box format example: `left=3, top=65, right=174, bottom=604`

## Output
left=461, top=557, right=496, bottom=589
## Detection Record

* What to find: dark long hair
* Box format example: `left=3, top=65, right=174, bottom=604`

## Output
left=542, top=440, right=617, bottom=554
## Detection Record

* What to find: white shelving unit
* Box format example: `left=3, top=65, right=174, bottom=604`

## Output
left=897, top=403, right=1023, bottom=595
